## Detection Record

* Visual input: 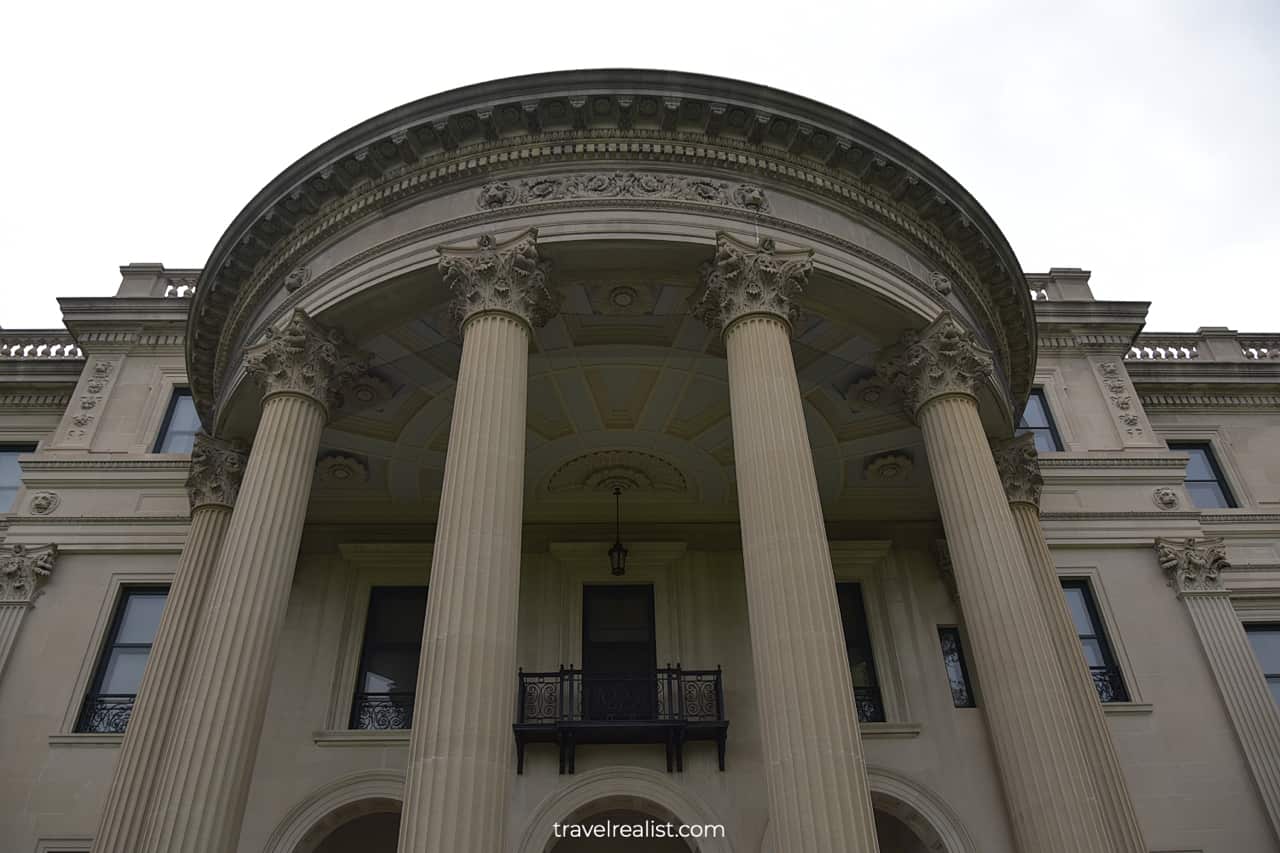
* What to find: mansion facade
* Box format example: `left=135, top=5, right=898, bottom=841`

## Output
left=1, top=70, right=1279, bottom=853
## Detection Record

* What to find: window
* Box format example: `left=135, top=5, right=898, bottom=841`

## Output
left=0, top=443, right=37, bottom=512
left=154, top=389, right=199, bottom=453
left=1016, top=388, right=1063, bottom=452
left=836, top=582, right=885, bottom=722
left=1061, top=580, right=1128, bottom=703
left=1168, top=442, right=1236, bottom=508
left=77, top=587, right=168, bottom=733
left=1246, top=625, right=1280, bottom=705
left=938, top=626, right=976, bottom=708
left=351, top=586, right=427, bottom=729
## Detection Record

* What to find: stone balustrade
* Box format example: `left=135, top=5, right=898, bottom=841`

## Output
left=0, top=331, right=83, bottom=360
left=1128, top=328, right=1280, bottom=362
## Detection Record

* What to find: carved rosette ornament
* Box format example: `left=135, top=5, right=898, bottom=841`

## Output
left=439, top=228, right=558, bottom=331
left=0, top=543, right=57, bottom=604
left=185, top=433, right=249, bottom=510
left=1156, top=536, right=1231, bottom=595
left=990, top=433, right=1044, bottom=508
left=876, top=313, right=994, bottom=418
left=692, top=233, right=813, bottom=335
left=243, top=309, right=369, bottom=415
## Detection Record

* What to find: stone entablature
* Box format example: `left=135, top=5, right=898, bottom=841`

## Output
left=185, top=70, right=1035, bottom=431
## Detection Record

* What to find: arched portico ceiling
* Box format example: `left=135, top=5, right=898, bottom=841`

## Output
left=188, top=70, right=1034, bottom=428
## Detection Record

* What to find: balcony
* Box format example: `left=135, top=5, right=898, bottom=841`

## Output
left=514, top=665, right=728, bottom=774
left=77, top=694, right=134, bottom=733
left=351, top=691, right=415, bottom=730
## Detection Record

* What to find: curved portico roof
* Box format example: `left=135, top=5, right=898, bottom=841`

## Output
left=188, top=69, right=1034, bottom=426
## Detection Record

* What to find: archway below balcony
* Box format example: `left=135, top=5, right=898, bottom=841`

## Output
left=261, top=769, right=403, bottom=853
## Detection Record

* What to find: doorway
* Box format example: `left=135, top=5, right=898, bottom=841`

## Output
left=581, top=585, right=657, bottom=720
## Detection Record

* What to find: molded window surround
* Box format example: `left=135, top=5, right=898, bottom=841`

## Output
left=1017, top=388, right=1063, bottom=453
left=349, top=586, right=428, bottom=730
left=1154, top=425, right=1252, bottom=510
left=1056, top=565, right=1150, bottom=714
left=1061, top=579, right=1129, bottom=703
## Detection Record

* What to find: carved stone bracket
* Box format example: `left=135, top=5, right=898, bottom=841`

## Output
left=876, top=313, right=994, bottom=419
left=1156, top=536, right=1231, bottom=596
left=0, top=544, right=58, bottom=604
left=439, top=228, right=559, bottom=330
left=186, top=433, right=250, bottom=510
left=990, top=433, right=1044, bottom=508
left=692, top=233, right=813, bottom=335
left=244, top=309, right=369, bottom=415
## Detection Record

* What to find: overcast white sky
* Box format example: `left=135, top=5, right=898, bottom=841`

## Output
left=2, top=0, right=1276, bottom=332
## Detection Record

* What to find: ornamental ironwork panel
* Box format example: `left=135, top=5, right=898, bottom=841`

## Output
left=77, top=694, right=134, bottom=733
left=1089, top=666, right=1130, bottom=704
left=351, top=691, right=415, bottom=730
left=855, top=686, right=886, bottom=723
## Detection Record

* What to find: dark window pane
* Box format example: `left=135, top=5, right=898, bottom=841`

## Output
left=1016, top=390, right=1062, bottom=451
left=1187, top=481, right=1230, bottom=509
left=351, top=586, right=427, bottom=729
left=360, top=649, right=420, bottom=694
left=1060, top=580, right=1128, bottom=703
left=1268, top=678, right=1280, bottom=706
left=938, top=627, right=975, bottom=708
left=1080, top=638, right=1107, bottom=668
left=836, top=583, right=884, bottom=722
left=367, top=588, right=429, bottom=644
left=1170, top=442, right=1235, bottom=508
left=1019, top=392, right=1051, bottom=428
left=1028, top=429, right=1058, bottom=454
left=156, top=390, right=200, bottom=453
left=115, top=593, right=166, bottom=644
left=1247, top=628, right=1280, bottom=672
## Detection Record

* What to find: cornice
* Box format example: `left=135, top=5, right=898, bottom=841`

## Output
left=188, top=70, right=1033, bottom=428
left=1037, top=455, right=1187, bottom=469
left=1138, top=391, right=1280, bottom=412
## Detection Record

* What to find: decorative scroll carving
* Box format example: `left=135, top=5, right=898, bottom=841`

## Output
left=186, top=433, right=249, bottom=510
left=1152, top=487, right=1181, bottom=510
left=244, top=309, right=369, bottom=414
left=477, top=172, right=769, bottom=212
left=1156, top=537, right=1231, bottom=595
left=28, top=492, right=60, bottom=515
left=1096, top=361, right=1144, bottom=437
left=0, top=543, right=57, bottom=603
left=876, top=313, right=994, bottom=418
left=692, top=233, right=813, bottom=334
left=990, top=433, right=1043, bottom=508
left=439, top=228, right=559, bottom=329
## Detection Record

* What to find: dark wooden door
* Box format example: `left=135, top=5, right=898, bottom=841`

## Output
left=581, top=585, right=657, bottom=720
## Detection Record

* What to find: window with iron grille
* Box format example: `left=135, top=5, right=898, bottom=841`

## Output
left=1061, top=579, right=1128, bottom=703
left=835, top=582, right=885, bottom=722
left=938, top=626, right=976, bottom=708
left=76, top=587, right=168, bottom=733
left=1168, top=441, right=1236, bottom=508
left=1016, top=388, right=1063, bottom=453
left=350, top=586, right=427, bottom=729
left=154, top=388, right=199, bottom=453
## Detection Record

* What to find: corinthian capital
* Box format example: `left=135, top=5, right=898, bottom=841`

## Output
left=244, top=309, right=369, bottom=415
left=875, top=313, right=994, bottom=418
left=693, top=233, right=813, bottom=335
left=440, top=228, right=558, bottom=330
left=1156, top=536, right=1231, bottom=595
left=990, top=433, right=1044, bottom=508
left=186, top=432, right=249, bottom=511
left=0, top=543, right=57, bottom=604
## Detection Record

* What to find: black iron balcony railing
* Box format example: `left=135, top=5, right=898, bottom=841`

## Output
left=514, top=665, right=729, bottom=775
left=351, top=691, right=415, bottom=730
left=854, top=686, right=886, bottom=723
left=1089, top=665, right=1130, bottom=704
left=77, top=694, right=135, bottom=734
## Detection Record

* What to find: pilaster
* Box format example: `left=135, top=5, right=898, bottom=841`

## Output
left=1157, top=537, right=1280, bottom=843
left=0, top=543, right=57, bottom=683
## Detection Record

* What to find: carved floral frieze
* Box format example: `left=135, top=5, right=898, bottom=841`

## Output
left=692, top=233, right=813, bottom=334
left=0, top=544, right=57, bottom=604
left=477, top=172, right=769, bottom=212
left=1156, top=536, right=1231, bottom=595
left=1096, top=361, right=1145, bottom=438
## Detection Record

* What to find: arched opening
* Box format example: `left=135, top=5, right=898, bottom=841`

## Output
left=874, top=809, right=933, bottom=853
left=550, top=807, right=694, bottom=852
left=312, top=810, right=401, bottom=853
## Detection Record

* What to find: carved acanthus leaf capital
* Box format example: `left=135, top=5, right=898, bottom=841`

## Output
left=186, top=432, right=249, bottom=510
left=439, top=228, right=558, bottom=330
left=0, top=543, right=58, bottom=604
left=990, top=432, right=1044, bottom=507
left=875, top=313, right=994, bottom=418
left=244, top=309, right=369, bottom=415
left=1156, top=536, right=1231, bottom=595
left=692, top=233, right=813, bottom=335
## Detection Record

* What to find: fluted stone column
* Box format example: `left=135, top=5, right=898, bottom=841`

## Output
left=0, top=543, right=58, bottom=682
left=878, top=314, right=1111, bottom=853
left=398, top=229, right=557, bottom=853
left=992, top=434, right=1148, bottom=853
left=1157, top=537, right=1280, bottom=843
left=91, top=434, right=247, bottom=853
left=144, top=310, right=365, bottom=853
left=694, top=233, right=880, bottom=853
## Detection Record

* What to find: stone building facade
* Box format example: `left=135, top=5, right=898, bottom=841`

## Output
left=1, top=71, right=1278, bottom=853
